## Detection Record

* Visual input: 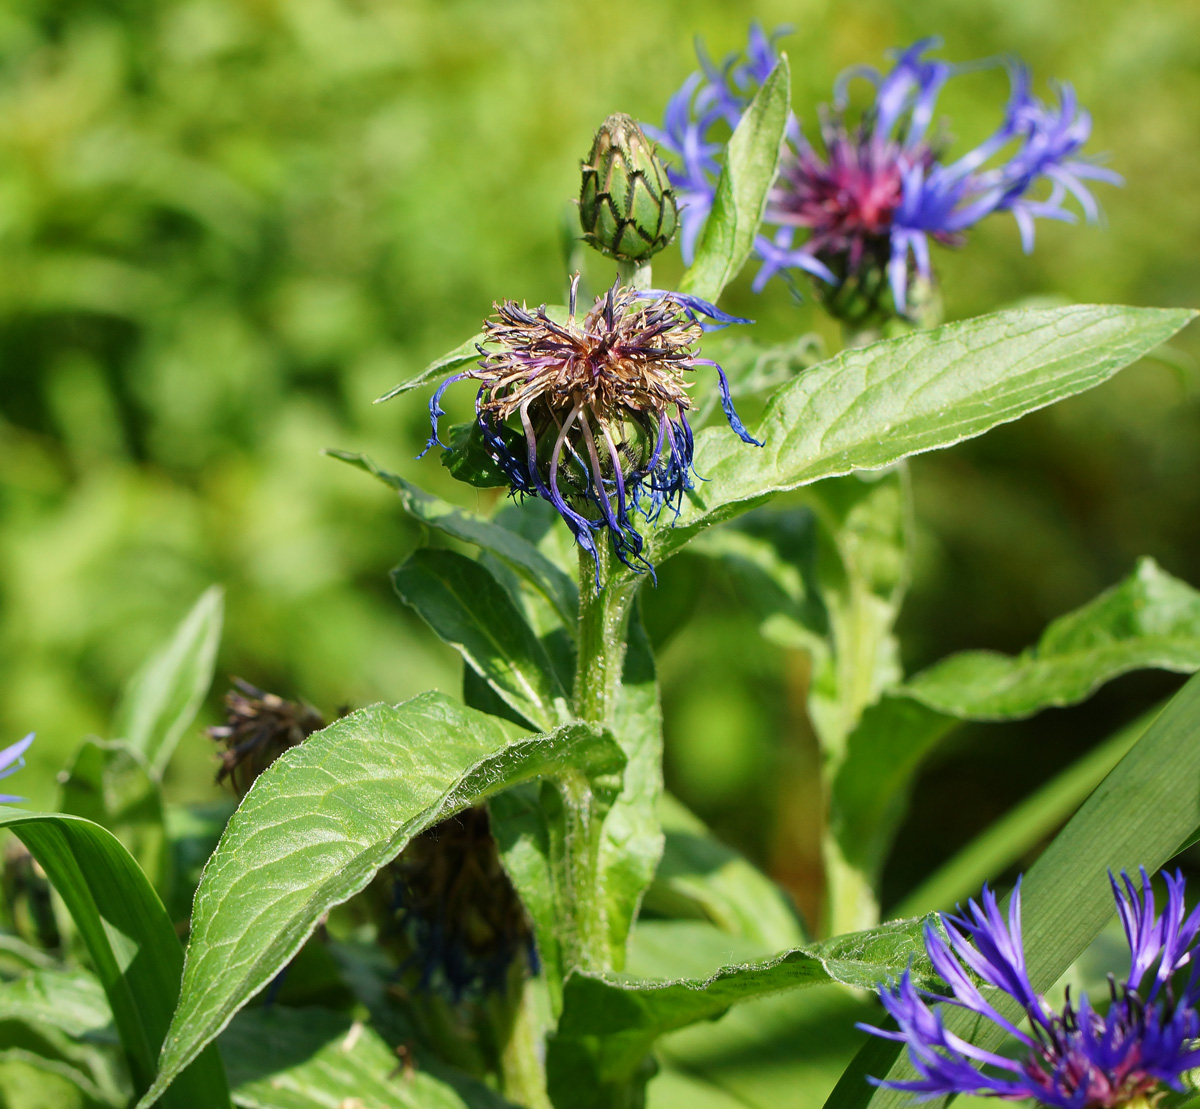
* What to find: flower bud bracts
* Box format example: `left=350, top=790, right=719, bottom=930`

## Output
left=424, top=276, right=759, bottom=578
left=580, top=113, right=678, bottom=261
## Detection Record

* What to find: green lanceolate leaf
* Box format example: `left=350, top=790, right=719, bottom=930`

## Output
left=832, top=558, right=1200, bottom=910
left=0, top=809, right=231, bottom=1109
left=688, top=504, right=827, bottom=656
left=112, top=585, right=224, bottom=779
left=644, top=793, right=805, bottom=951
left=827, top=669, right=1200, bottom=1109
left=374, top=330, right=484, bottom=404
left=0, top=968, right=130, bottom=1105
left=646, top=306, right=1196, bottom=564
left=489, top=781, right=569, bottom=1007
left=138, top=695, right=622, bottom=1109
left=691, top=331, right=825, bottom=424
left=329, top=450, right=578, bottom=624
left=903, top=557, right=1200, bottom=718
left=546, top=915, right=936, bottom=1109
left=393, top=549, right=570, bottom=731
left=680, top=57, right=791, bottom=305
left=221, top=1006, right=511, bottom=1109
left=57, top=739, right=170, bottom=899
left=483, top=616, right=651, bottom=1009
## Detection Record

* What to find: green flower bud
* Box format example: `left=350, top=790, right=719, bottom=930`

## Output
left=579, top=113, right=678, bottom=262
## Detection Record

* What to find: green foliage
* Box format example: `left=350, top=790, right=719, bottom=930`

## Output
left=112, top=587, right=224, bottom=780
left=832, top=557, right=1200, bottom=902
left=0, top=810, right=230, bottom=1108
left=221, top=1007, right=510, bottom=1109
left=904, top=556, right=1200, bottom=717
left=547, top=915, right=936, bottom=1109
left=332, top=451, right=579, bottom=624
left=375, top=333, right=488, bottom=405
left=0, top=968, right=126, bottom=1107
left=141, top=697, right=621, bottom=1106
left=57, top=740, right=170, bottom=898
left=592, top=615, right=664, bottom=966
left=2, top=5, right=1200, bottom=1108
left=649, top=306, right=1196, bottom=564
left=644, top=793, right=804, bottom=951
left=393, top=550, right=571, bottom=732
left=895, top=707, right=1156, bottom=916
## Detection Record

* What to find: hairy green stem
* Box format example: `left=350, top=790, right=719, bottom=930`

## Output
left=616, top=258, right=651, bottom=290
left=574, top=542, right=640, bottom=727
left=561, top=542, right=641, bottom=973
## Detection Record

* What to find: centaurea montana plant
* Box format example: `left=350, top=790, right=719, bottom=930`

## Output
left=648, top=26, right=1121, bottom=322
left=423, top=275, right=760, bottom=577
left=867, top=870, right=1200, bottom=1108
left=3, top=18, right=1196, bottom=1109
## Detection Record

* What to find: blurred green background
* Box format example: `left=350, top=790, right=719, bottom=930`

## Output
left=1, top=0, right=1197, bottom=930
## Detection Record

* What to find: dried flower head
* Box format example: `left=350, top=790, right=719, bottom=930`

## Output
left=207, top=679, right=326, bottom=797
left=425, top=276, right=759, bottom=577
left=864, top=870, right=1200, bottom=1108
left=380, top=806, right=534, bottom=1000
left=649, top=26, right=1120, bottom=322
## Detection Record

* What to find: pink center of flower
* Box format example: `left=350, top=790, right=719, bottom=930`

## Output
left=767, top=127, right=911, bottom=270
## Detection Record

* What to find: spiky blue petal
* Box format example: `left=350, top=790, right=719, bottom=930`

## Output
left=0, top=732, right=33, bottom=804
left=863, top=869, right=1200, bottom=1107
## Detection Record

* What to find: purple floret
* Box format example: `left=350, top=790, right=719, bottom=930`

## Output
left=649, top=26, right=1120, bottom=316
left=862, top=869, right=1200, bottom=1107
left=0, top=732, right=34, bottom=803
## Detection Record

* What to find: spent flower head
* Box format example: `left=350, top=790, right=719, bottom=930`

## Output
left=380, top=806, right=534, bottom=1001
left=424, top=275, right=760, bottom=578
left=648, top=26, right=1120, bottom=323
left=863, top=869, right=1200, bottom=1108
left=0, top=733, right=33, bottom=804
left=207, top=679, right=327, bottom=797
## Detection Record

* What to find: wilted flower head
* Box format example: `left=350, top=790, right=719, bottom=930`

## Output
left=425, top=276, right=760, bottom=578
left=864, top=870, right=1200, bottom=1107
left=207, top=679, right=327, bottom=797
left=649, top=26, right=1120, bottom=322
left=379, top=806, right=534, bottom=1000
left=0, top=733, right=33, bottom=804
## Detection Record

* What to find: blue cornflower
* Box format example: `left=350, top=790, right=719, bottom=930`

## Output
left=424, top=276, right=760, bottom=578
left=648, top=27, right=1120, bottom=318
left=0, top=733, right=33, bottom=803
left=863, top=870, right=1200, bottom=1107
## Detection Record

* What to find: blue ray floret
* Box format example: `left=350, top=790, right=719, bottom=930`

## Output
left=0, top=732, right=33, bottom=803
left=862, top=870, right=1200, bottom=1107
left=422, top=277, right=760, bottom=580
left=647, top=27, right=1120, bottom=316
